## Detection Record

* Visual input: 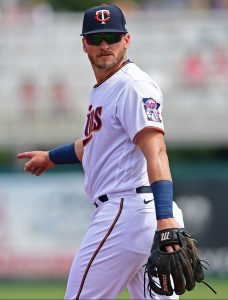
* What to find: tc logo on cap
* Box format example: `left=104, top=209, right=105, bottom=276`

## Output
left=95, top=9, right=110, bottom=24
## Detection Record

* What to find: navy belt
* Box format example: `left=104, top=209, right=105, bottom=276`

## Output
left=97, top=186, right=151, bottom=204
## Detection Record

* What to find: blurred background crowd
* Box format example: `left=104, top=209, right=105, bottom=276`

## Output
left=0, top=0, right=228, bottom=288
left=1, top=0, right=228, bottom=15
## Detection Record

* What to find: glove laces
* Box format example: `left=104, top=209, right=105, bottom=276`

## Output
left=199, top=260, right=217, bottom=294
left=143, top=263, right=155, bottom=298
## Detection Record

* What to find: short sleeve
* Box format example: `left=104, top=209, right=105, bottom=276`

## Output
left=116, top=80, right=165, bottom=142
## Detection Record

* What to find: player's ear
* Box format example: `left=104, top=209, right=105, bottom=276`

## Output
left=123, top=33, right=130, bottom=49
left=82, top=38, right=87, bottom=53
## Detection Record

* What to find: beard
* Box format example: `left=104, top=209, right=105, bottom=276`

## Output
left=88, top=47, right=126, bottom=71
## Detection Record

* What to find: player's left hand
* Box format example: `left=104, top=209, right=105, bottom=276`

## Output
left=157, top=217, right=181, bottom=252
left=144, top=227, right=205, bottom=297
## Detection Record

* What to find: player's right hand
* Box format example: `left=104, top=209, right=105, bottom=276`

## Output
left=17, top=151, right=55, bottom=176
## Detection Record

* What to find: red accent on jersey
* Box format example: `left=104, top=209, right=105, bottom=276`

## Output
left=83, top=135, right=93, bottom=147
left=83, top=105, right=103, bottom=146
left=133, top=126, right=165, bottom=144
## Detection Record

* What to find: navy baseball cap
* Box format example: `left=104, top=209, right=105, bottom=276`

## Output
left=81, top=4, right=128, bottom=36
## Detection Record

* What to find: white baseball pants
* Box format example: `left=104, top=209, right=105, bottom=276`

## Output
left=65, top=190, right=184, bottom=299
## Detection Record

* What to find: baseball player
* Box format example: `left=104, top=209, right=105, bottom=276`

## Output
left=17, top=4, right=196, bottom=300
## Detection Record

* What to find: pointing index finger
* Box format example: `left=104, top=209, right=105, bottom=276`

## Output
left=17, top=152, right=34, bottom=159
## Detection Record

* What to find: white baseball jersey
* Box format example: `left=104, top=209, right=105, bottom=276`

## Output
left=82, top=61, right=165, bottom=203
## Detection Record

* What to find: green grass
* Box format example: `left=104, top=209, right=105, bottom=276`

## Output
left=180, top=277, right=228, bottom=299
left=0, top=277, right=227, bottom=299
left=0, top=280, right=66, bottom=299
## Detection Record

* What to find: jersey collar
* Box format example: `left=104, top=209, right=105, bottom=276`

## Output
left=93, top=59, right=132, bottom=88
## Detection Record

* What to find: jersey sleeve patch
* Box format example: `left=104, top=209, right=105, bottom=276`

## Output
left=142, top=98, right=161, bottom=122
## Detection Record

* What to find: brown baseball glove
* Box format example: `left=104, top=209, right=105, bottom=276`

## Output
left=144, top=228, right=216, bottom=297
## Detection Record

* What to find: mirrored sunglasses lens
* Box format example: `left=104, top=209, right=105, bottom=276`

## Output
left=86, top=34, right=122, bottom=45
left=86, top=35, right=101, bottom=45
left=103, top=34, right=122, bottom=44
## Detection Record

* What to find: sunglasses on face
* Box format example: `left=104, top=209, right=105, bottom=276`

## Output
left=85, top=33, right=124, bottom=46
